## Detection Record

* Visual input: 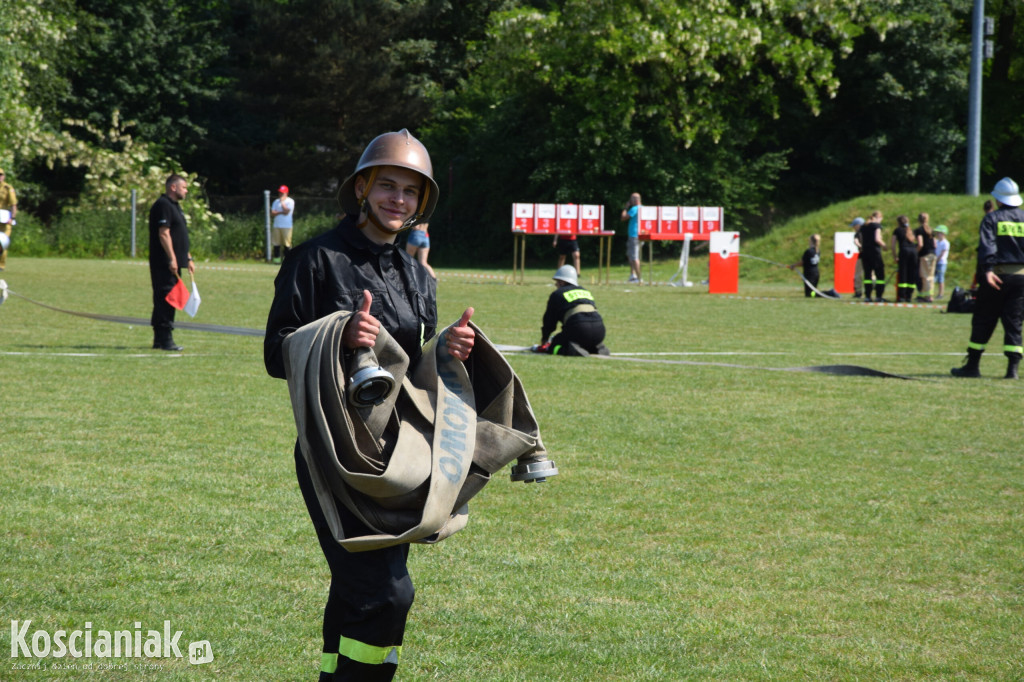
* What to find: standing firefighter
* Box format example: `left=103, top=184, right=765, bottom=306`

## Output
left=951, top=177, right=1024, bottom=379
left=860, top=210, right=887, bottom=302
left=533, top=265, right=609, bottom=356
left=265, top=130, right=473, bottom=681
left=265, top=130, right=555, bottom=681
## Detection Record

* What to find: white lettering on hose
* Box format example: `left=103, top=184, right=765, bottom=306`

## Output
left=438, top=368, right=469, bottom=482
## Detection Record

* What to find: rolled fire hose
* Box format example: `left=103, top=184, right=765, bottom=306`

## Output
left=281, top=310, right=557, bottom=552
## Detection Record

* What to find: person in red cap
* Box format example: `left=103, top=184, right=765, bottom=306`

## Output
left=271, top=184, right=295, bottom=263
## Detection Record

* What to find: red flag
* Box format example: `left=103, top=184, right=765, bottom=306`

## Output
left=165, top=277, right=189, bottom=310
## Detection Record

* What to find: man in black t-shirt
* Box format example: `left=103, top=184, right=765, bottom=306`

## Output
left=148, top=174, right=194, bottom=351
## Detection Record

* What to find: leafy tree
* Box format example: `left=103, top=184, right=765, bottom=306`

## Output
left=774, top=0, right=972, bottom=207
left=423, top=0, right=901, bottom=260
left=3, top=0, right=226, bottom=220
left=32, top=112, right=222, bottom=243
left=192, top=0, right=513, bottom=196
left=981, top=0, right=1024, bottom=186
left=59, top=0, right=227, bottom=159
left=0, top=0, right=75, bottom=174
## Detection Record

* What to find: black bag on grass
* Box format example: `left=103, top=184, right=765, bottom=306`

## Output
left=947, top=287, right=976, bottom=314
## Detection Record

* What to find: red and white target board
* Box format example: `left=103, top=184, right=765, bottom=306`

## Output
left=657, top=206, right=681, bottom=237
left=510, top=202, right=613, bottom=284
left=709, top=230, right=740, bottom=294
left=512, top=203, right=534, bottom=233
left=578, top=205, right=604, bottom=234
left=535, top=203, right=556, bottom=234
left=834, top=231, right=858, bottom=294
left=557, top=204, right=579, bottom=234
left=681, top=206, right=701, bottom=238
left=638, top=205, right=658, bottom=236
left=701, top=206, right=722, bottom=237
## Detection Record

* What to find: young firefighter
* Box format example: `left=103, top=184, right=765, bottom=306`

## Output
left=795, top=234, right=821, bottom=297
left=951, top=177, right=1024, bottom=379
left=860, top=210, right=887, bottom=302
left=264, top=130, right=475, bottom=680
left=533, top=264, right=608, bottom=356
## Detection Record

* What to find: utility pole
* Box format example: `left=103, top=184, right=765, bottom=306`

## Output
left=966, top=0, right=984, bottom=196
left=966, top=0, right=995, bottom=196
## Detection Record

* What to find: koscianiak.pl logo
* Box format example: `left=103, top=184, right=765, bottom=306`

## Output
left=10, top=620, right=214, bottom=670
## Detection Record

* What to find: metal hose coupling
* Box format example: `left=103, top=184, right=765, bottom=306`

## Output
left=510, top=453, right=558, bottom=483
left=346, top=347, right=396, bottom=407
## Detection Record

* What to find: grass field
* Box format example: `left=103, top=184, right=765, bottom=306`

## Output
left=1, top=257, right=1022, bottom=681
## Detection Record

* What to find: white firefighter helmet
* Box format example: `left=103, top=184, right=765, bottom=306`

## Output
left=552, top=265, right=578, bottom=286
left=991, top=177, right=1023, bottom=207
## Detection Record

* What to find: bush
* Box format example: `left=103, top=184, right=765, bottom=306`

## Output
left=50, top=210, right=135, bottom=258
left=210, top=211, right=338, bottom=260
left=5, top=212, right=52, bottom=258
left=7, top=207, right=343, bottom=261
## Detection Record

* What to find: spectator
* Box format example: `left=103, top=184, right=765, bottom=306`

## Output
left=934, top=225, right=950, bottom=299
left=850, top=217, right=865, bottom=298
left=620, top=192, right=642, bottom=283
left=405, top=221, right=436, bottom=279
left=0, top=168, right=17, bottom=272
left=915, top=212, right=936, bottom=302
left=270, top=185, right=295, bottom=263
left=553, top=232, right=581, bottom=276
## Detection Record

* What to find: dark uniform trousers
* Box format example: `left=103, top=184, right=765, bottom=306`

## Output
left=969, top=272, right=1024, bottom=356
left=295, top=447, right=413, bottom=682
left=860, top=251, right=886, bottom=299
left=150, top=265, right=179, bottom=344
left=551, top=312, right=606, bottom=356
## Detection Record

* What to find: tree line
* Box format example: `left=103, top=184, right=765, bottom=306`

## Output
left=2, top=0, right=1021, bottom=262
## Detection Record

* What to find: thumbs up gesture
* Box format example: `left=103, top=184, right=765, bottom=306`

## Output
left=446, top=307, right=475, bottom=361
left=343, top=290, right=383, bottom=349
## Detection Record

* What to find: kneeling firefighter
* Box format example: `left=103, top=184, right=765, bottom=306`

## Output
left=265, top=129, right=556, bottom=681
left=534, top=265, right=609, bottom=356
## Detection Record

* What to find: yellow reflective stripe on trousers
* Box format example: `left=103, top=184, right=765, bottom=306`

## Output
left=322, top=652, right=339, bottom=673
left=968, top=342, right=986, bottom=351
left=1004, top=344, right=1023, bottom=354
left=339, top=636, right=401, bottom=666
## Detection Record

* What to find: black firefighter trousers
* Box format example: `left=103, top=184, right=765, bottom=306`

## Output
left=295, top=447, right=413, bottom=682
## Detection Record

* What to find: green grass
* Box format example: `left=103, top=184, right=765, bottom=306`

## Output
left=1, top=258, right=1022, bottom=681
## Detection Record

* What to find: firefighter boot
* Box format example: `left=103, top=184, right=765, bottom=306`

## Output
left=1005, top=353, right=1021, bottom=380
left=951, top=348, right=983, bottom=378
